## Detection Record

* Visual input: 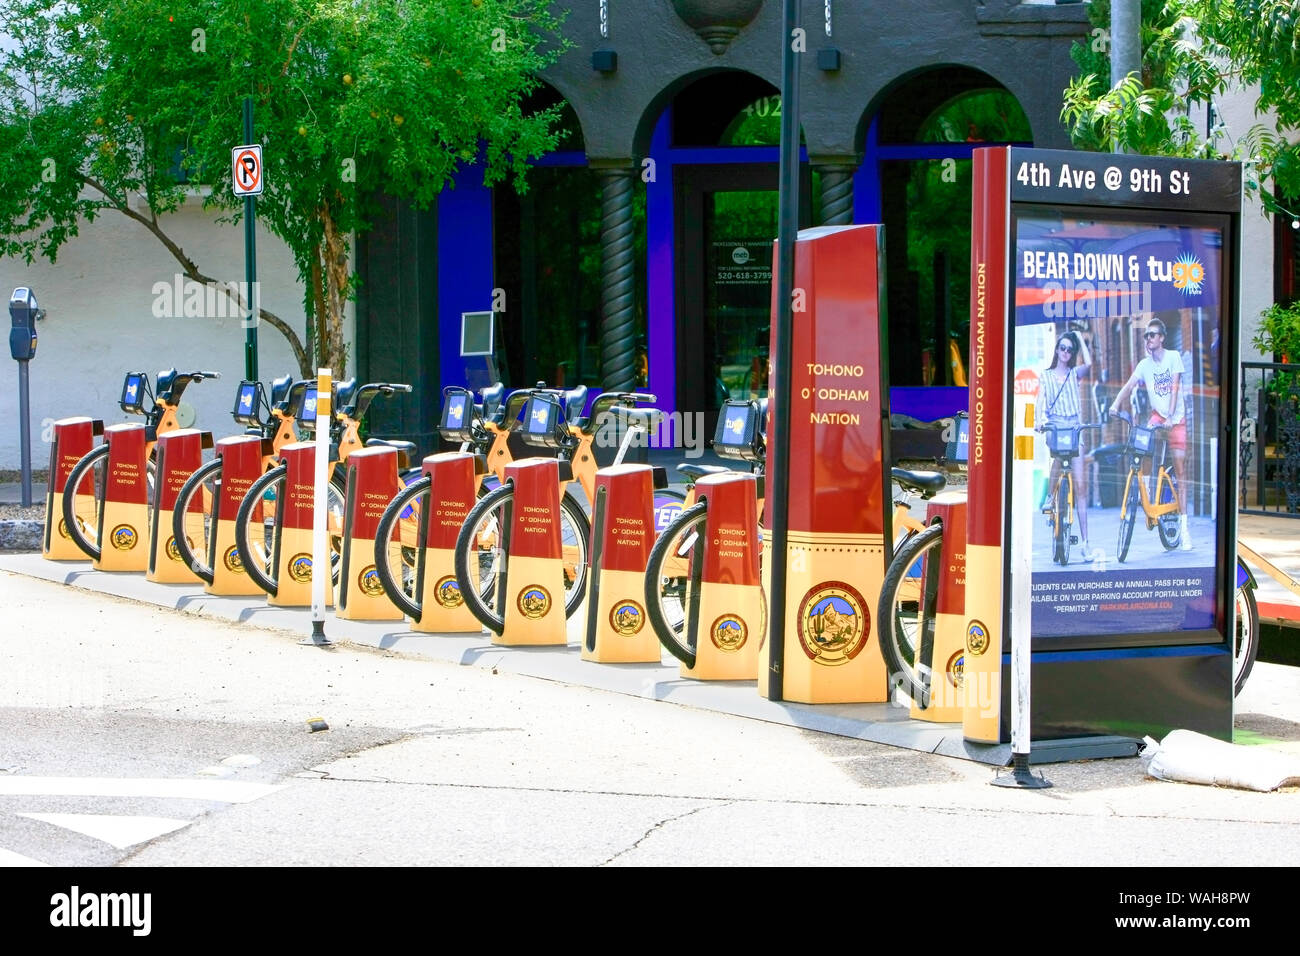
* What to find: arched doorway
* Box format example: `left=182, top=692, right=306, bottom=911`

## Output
left=859, top=69, right=1032, bottom=392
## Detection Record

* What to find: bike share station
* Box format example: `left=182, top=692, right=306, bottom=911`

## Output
left=3, top=144, right=1249, bottom=768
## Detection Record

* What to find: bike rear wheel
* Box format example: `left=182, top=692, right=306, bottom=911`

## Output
left=878, top=522, right=944, bottom=709
left=1156, top=473, right=1181, bottom=550
left=170, top=457, right=223, bottom=583
left=453, top=482, right=591, bottom=635
left=643, top=501, right=709, bottom=668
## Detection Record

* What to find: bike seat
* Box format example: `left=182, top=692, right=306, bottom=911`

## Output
left=480, top=383, right=505, bottom=418
left=891, top=467, right=946, bottom=497
left=563, top=385, right=588, bottom=421
left=677, top=463, right=732, bottom=481
left=269, top=374, right=293, bottom=408
left=154, top=368, right=178, bottom=403
left=335, top=377, right=359, bottom=414
left=364, top=438, right=416, bottom=470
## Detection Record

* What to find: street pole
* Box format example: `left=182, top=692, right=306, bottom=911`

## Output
left=1111, top=0, right=1142, bottom=155
left=242, top=97, right=259, bottom=381
left=17, top=359, right=31, bottom=506
left=766, top=0, right=803, bottom=702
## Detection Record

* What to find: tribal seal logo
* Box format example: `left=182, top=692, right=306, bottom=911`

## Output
left=517, top=585, right=551, bottom=620
left=165, top=535, right=189, bottom=562
left=58, top=518, right=71, bottom=539
left=434, top=575, right=463, bottom=609
left=223, top=545, right=244, bottom=573
left=947, top=651, right=965, bottom=689
left=288, top=553, right=314, bottom=584
left=710, top=614, right=748, bottom=652
left=966, top=619, right=990, bottom=656
left=358, top=564, right=384, bottom=597
left=110, top=524, right=137, bottom=551
left=797, top=581, right=868, bottom=665
left=609, top=600, right=645, bottom=636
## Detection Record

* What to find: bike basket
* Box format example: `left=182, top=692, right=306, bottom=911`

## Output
left=1131, top=425, right=1155, bottom=454
left=520, top=393, right=568, bottom=449
left=714, top=399, right=764, bottom=463
left=1047, top=427, right=1079, bottom=455
left=438, top=387, right=477, bottom=443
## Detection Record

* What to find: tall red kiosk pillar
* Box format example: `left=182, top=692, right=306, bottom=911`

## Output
left=43, top=417, right=102, bottom=560
left=760, top=224, right=892, bottom=704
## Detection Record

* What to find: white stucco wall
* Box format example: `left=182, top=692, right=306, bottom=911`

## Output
left=0, top=192, right=352, bottom=470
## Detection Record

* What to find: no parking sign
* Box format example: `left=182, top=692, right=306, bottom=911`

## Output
left=231, top=144, right=263, bottom=196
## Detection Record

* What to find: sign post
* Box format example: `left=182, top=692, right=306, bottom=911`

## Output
left=232, top=98, right=262, bottom=382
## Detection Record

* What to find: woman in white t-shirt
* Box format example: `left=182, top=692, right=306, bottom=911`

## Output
left=1108, top=316, right=1191, bottom=550
left=1036, top=330, right=1093, bottom=552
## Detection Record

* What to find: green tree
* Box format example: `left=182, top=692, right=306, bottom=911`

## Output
left=0, top=0, right=565, bottom=376
left=1060, top=0, right=1300, bottom=216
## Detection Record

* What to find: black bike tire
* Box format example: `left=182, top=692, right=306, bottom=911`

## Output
left=60, top=445, right=110, bottom=561
left=1055, top=478, right=1071, bottom=566
left=1117, top=474, right=1138, bottom=563
left=234, top=466, right=287, bottom=596
left=170, top=457, right=224, bottom=584
left=877, top=522, right=945, bottom=709
left=1234, top=577, right=1259, bottom=697
left=454, top=483, right=592, bottom=635
left=1156, top=474, right=1181, bottom=550
left=372, top=476, right=431, bottom=620
left=643, top=501, right=709, bottom=669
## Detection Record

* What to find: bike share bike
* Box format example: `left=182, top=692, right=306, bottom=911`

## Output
left=373, top=384, right=683, bottom=628
left=1041, top=422, right=1102, bottom=566
left=232, top=379, right=415, bottom=596
left=643, top=398, right=766, bottom=669
left=1101, top=409, right=1259, bottom=694
left=60, top=368, right=220, bottom=561
left=169, top=374, right=304, bottom=583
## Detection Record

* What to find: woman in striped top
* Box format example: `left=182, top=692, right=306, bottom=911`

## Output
left=1036, top=331, right=1093, bottom=552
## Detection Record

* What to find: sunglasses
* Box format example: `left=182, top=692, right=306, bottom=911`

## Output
left=1144, top=330, right=1163, bottom=339
left=1057, top=343, right=1076, bottom=353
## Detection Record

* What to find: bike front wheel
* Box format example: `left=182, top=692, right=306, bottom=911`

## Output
left=372, top=475, right=431, bottom=620
left=1116, top=474, right=1138, bottom=563
left=170, top=457, right=223, bottom=583
left=877, top=522, right=944, bottom=709
left=234, top=466, right=347, bottom=596
left=1054, top=478, right=1071, bottom=566
left=59, top=445, right=110, bottom=561
left=453, top=482, right=591, bottom=635
left=643, top=501, right=708, bottom=668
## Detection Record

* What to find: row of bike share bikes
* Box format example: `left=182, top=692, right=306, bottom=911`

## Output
left=45, top=368, right=1259, bottom=706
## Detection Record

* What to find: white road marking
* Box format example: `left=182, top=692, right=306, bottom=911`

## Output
left=19, top=813, right=189, bottom=849
left=0, top=846, right=50, bottom=866
left=0, top=776, right=282, bottom=802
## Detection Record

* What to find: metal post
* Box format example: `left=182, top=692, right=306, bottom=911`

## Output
left=242, top=97, right=260, bottom=381
left=17, top=360, right=31, bottom=506
left=308, top=368, right=332, bottom=645
left=766, top=0, right=803, bottom=702
left=993, top=402, right=1050, bottom=788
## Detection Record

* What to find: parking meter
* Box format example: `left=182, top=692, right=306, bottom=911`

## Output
left=9, top=287, right=41, bottom=360
left=9, top=287, right=43, bottom=506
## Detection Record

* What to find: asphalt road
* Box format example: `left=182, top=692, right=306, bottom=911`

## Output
left=0, top=569, right=1297, bottom=913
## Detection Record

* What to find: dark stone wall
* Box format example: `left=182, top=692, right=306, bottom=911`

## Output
left=542, top=1, right=1090, bottom=163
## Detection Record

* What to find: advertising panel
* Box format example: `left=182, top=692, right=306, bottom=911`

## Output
left=1012, top=207, right=1227, bottom=641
